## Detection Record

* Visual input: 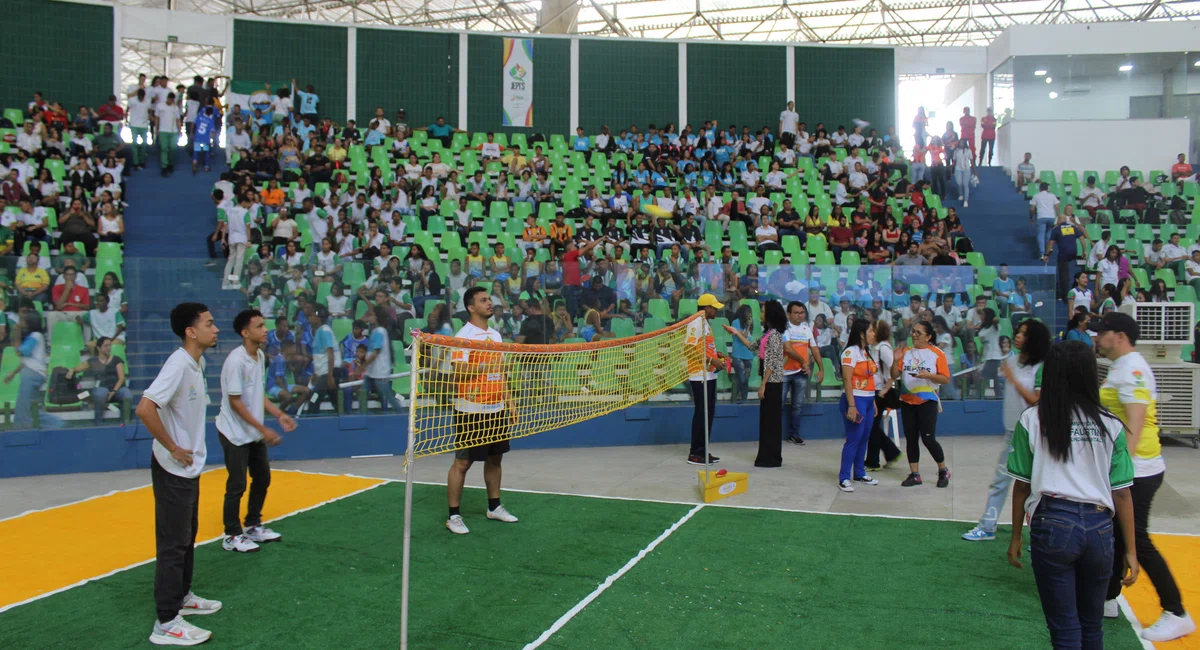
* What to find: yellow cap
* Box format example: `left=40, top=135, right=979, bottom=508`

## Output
left=697, top=293, right=724, bottom=310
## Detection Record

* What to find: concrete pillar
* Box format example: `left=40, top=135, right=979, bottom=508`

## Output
left=537, top=0, right=579, bottom=34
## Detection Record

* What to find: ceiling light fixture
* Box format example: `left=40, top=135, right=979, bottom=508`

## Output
left=1045, top=77, right=1052, bottom=83
left=1034, top=69, right=1047, bottom=76
left=1049, top=91, right=1059, bottom=99
left=1119, top=64, right=1133, bottom=72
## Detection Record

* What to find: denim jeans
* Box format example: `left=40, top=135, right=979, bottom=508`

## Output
left=1030, top=496, right=1115, bottom=650
left=730, top=357, right=752, bottom=403
left=910, top=162, right=927, bottom=185
left=14, top=367, right=60, bottom=429
left=363, top=376, right=396, bottom=412
left=954, top=169, right=971, bottom=203
left=781, top=372, right=808, bottom=439
left=92, top=386, right=133, bottom=424
left=1035, top=218, right=1055, bottom=258
left=977, top=429, right=1014, bottom=533
left=838, top=394, right=874, bottom=483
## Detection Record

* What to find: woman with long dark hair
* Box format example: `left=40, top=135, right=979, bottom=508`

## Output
left=864, top=319, right=903, bottom=471
left=963, top=319, right=1051, bottom=541
left=1007, top=340, right=1138, bottom=648
left=1064, top=309, right=1094, bottom=348
left=722, top=305, right=756, bottom=404
left=837, top=318, right=878, bottom=492
left=894, top=320, right=951, bottom=487
left=755, top=301, right=787, bottom=467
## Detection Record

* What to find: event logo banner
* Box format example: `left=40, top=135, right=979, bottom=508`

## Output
left=502, top=38, right=533, bottom=127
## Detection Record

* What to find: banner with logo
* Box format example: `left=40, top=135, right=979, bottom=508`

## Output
left=502, top=38, right=533, bottom=127
left=227, top=79, right=291, bottom=116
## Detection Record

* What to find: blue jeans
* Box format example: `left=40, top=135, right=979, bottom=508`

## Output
left=92, top=386, right=133, bottom=424
left=363, top=376, right=396, bottom=412
left=838, top=394, right=874, bottom=482
left=910, top=162, right=927, bottom=185
left=730, top=356, right=751, bottom=403
left=14, top=367, right=60, bottom=429
left=977, top=429, right=1014, bottom=533
left=1030, top=496, right=1115, bottom=650
left=954, top=169, right=971, bottom=203
left=1035, top=218, right=1055, bottom=258
left=781, top=372, right=808, bottom=439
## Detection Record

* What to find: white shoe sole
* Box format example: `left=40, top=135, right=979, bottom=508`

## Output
left=838, top=484, right=855, bottom=493
left=149, top=632, right=211, bottom=646
left=179, top=604, right=222, bottom=616
left=245, top=535, right=282, bottom=544
left=222, top=544, right=259, bottom=553
left=445, top=523, right=470, bottom=535
left=486, top=513, right=519, bottom=523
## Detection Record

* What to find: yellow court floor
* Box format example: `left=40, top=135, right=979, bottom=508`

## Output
left=0, top=469, right=385, bottom=611
left=1123, top=533, right=1200, bottom=650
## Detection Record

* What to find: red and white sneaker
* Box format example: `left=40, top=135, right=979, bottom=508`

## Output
left=243, top=525, right=282, bottom=543
left=150, top=615, right=211, bottom=646
left=180, top=592, right=222, bottom=616
left=222, top=534, right=260, bottom=553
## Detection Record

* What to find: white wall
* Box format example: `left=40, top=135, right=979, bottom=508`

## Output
left=997, top=118, right=1191, bottom=178
left=1016, top=73, right=1166, bottom=121
left=118, top=5, right=230, bottom=48
left=894, top=46, right=987, bottom=75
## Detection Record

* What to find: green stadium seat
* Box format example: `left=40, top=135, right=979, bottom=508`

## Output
left=610, top=318, right=635, bottom=338
left=648, top=299, right=672, bottom=322
left=677, top=299, right=698, bottom=320
left=1154, top=268, right=1177, bottom=289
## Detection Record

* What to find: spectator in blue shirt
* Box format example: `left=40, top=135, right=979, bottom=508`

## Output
left=293, top=80, right=319, bottom=121
left=267, top=341, right=311, bottom=414
left=573, top=127, right=590, bottom=152
left=341, top=319, right=368, bottom=362
left=266, top=318, right=295, bottom=356
left=991, top=264, right=1015, bottom=315
left=364, top=121, right=384, bottom=146
left=417, top=116, right=460, bottom=148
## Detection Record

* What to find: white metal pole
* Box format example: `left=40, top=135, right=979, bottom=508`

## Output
left=400, top=338, right=421, bottom=650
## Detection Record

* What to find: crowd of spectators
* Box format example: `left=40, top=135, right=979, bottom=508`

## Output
left=0, top=91, right=132, bottom=426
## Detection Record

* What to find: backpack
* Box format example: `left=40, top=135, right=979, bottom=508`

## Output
left=47, top=367, right=81, bottom=405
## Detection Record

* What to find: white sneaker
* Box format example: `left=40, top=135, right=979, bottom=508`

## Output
left=1142, top=611, right=1196, bottom=642
left=222, top=534, right=260, bottom=553
left=838, top=479, right=855, bottom=493
left=149, top=615, right=211, bottom=646
left=446, top=514, right=470, bottom=535
left=486, top=504, right=519, bottom=523
left=180, top=592, right=222, bottom=616
left=853, top=475, right=879, bottom=486
left=964, top=201, right=969, bottom=208
left=243, top=525, right=282, bottom=543
left=1103, top=600, right=1119, bottom=619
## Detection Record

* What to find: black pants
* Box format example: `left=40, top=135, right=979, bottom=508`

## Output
left=206, top=236, right=228, bottom=260
left=689, top=379, right=716, bottom=457
left=312, top=370, right=344, bottom=413
left=866, top=393, right=902, bottom=468
left=1106, top=472, right=1185, bottom=615
left=218, top=432, right=271, bottom=537
left=60, top=232, right=96, bottom=257
left=152, top=456, right=200, bottom=623
left=1055, top=257, right=1077, bottom=301
left=780, top=132, right=795, bottom=148
left=756, top=382, right=782, bottom=467
left=900, top=400, right=945, bottom=465
left=978, top=139, right=995, bottom=165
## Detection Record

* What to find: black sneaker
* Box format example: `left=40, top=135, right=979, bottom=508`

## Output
left=937, top=468, right=951, bottom=488
left=788, top=435, right=806, bottom=445
left=686, top=454, right=721, bottom=466
left=901, top=473, right=923, bottom=487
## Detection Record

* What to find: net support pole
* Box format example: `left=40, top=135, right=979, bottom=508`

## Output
left=400, top=339, right=420, bottom=650
left=701, top=316, right=711, bottom=487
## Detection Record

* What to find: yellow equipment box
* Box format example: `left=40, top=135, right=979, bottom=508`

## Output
left=697, top=470, right=749, bottom=503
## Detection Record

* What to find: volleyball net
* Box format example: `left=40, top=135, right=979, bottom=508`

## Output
left=407, top=313, right=709, bottom=460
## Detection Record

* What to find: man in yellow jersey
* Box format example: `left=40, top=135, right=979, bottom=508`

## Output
left=1096, top=313, right=1194, bottom=642
left=445, top=286, right=520, bottom=535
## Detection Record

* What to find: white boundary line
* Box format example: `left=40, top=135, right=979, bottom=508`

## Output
left=522, top=504, right=705, bottom=650
left=1117, top=596, right=1157, bottom=650
left=0, top=477, right=389, bottom=615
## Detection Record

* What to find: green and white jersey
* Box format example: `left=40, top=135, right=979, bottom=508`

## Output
left=1007, top=407, right=1134, bottom=518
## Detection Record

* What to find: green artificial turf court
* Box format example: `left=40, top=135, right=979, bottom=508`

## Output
left=0, top=482, right=1145, bottom=649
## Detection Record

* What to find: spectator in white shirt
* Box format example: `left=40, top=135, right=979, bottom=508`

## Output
left=1077, top=176, right=1106, bottom=222
left=779, top=101, right=799, bottom=147
left=1029, top=182, right=1060, bottom=259
left=1160, top=233, right=1188, bottom=280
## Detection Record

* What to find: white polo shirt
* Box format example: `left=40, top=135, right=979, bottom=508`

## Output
left=145, top=348, right=209, bottom=479
left=1030, top=191, right=1059, bottom=221
left=216, top=345, right=267, bottom=446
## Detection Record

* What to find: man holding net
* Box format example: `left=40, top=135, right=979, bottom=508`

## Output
left=446, top=286, right=520, bottom=535
left=686, top=293, right=728, bottom=465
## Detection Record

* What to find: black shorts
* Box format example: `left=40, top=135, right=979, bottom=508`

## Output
left=454, top=410, right=511, bottom=461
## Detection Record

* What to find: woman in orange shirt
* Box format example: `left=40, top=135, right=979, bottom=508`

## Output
left=928, top=136, right=947, bottom=199
left=838, top=319, right=878, bottom=492
left=261, top=179, right=286, bottom=214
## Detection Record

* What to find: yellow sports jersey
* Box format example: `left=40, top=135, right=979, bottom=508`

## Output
left=1099, top=351, right=1163, bottom=475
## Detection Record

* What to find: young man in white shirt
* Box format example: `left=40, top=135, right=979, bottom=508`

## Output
left=217, top=310, right=296, bottom=554
left=1160, top=233, right=1188, bottom=280
left=222, top=194, right=251, bottom=290
left=135, top=303, right=224, bottom=645
left=779, top=101, right=799, bottom=147
left=445, top=287, right=521, bottom=535
left=126, top=87, right=152, bottom=170
left=154, top=93, right=183, bottom=176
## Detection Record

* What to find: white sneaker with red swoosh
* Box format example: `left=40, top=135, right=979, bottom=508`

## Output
left=180, top=592, right=222, bottom=616
left=149, top=615, right=211, bottom=646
